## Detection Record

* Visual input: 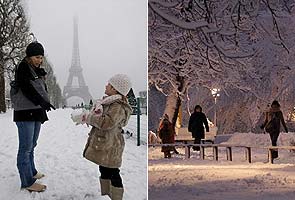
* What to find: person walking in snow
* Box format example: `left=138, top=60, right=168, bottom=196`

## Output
left=260, top=100, right=288, bottom=160
left=158, top=114, right=176, bottom=158
left=11, top=42, right=55, bottom=192
left=72, top=74, right=132, bottom=200
left=188, top=105, right=209, bottom=151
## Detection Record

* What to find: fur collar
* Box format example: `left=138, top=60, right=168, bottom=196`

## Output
left=101, top=94, right=122, bottom=105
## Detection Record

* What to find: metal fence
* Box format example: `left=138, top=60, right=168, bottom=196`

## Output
left=124, top=97, right=147, bottom=146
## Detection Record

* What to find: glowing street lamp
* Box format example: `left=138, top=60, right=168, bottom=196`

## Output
left=211, top=88, right=220, bottom=126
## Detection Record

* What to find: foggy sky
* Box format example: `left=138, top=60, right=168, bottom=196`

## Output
left=25, top=0, right=147, bottom=102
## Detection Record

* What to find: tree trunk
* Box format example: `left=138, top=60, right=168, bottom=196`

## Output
left=162, top=75, right=185, bottom=127
left=0, top=65, right=6, bottom=113
left=163, top=93, right=181, bottom=126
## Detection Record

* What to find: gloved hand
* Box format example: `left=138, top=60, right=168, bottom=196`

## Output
left=71, top=110, right=89, bottom=125
left=91, top=100, right=103, bottom=115
left=40, top=100, right=56, bottom=111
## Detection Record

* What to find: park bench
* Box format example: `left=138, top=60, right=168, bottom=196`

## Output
left=148, top=143, right=295, bottom=164
left=175, top=127, right=217, bottom=144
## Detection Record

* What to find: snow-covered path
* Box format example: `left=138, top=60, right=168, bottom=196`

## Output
left=0, top=109, right=147, bottom=200
left=149, top=133, right=295, bottom=200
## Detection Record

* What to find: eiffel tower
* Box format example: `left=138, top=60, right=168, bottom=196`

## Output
left=63, top=17, right=92, bottom=105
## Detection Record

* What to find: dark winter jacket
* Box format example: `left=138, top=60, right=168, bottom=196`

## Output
left=262, top=106, right=288, bottom=134
left=12, top=59, right=49, bottom=123
left=188, top=112, right=209, bottom=139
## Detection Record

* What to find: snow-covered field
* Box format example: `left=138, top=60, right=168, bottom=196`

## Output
left=149, top=133, right=295, bottom=200
left=0, top=109, right=147, bottom=200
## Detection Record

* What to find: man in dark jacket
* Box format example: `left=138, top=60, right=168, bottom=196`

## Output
left=188, top=105, right=209, bottom=151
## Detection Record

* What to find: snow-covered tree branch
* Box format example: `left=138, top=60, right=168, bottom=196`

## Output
left=148, top=0, right=295, bottom=132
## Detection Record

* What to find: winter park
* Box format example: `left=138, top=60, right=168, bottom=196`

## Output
left=0, top=109, right=147, bottom=200
left=0, top=0, right=147, bottom=200
left=148, top=1, right=295, bottom=200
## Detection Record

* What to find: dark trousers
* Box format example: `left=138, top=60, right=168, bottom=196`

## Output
left=269, top=132, right=279, bottom=158
left=193, top=137, right=201, bottom=151
left=99, top=166, right=123, bottom=188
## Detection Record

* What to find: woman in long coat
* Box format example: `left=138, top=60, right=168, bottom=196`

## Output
left=158, top=114, right=175, bottom=158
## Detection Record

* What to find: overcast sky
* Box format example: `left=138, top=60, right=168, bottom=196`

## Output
left=24, top=0, right=147, bottom=103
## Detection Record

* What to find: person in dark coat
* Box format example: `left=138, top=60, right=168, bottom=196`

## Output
left=11, top=42, right=55, bottom=192
left=261, top=100, right=288, bottom=160
left=158, top=114, right=175, bottom=158
left=188, top=105, right=209, bottom=151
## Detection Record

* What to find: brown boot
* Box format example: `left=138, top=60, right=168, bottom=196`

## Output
left=99, top=177, right=111, bottom=197
left=110, top=185, right=124, bottom=200
left=25, top=183, right=46, bottom=192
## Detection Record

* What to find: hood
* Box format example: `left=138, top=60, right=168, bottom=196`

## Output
left=269, top=106, right=281, bottom=113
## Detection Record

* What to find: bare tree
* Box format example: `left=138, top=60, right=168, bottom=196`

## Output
left=0, top=0, right=31, bottom=113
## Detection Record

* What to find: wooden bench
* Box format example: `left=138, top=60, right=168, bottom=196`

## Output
left=148, top=143, right=295, bottom=164
left=176, top=127, right=216, bottom=139
left=149, top=143, right=251, bottom=161
left=175, top=127, right=216, bottom=144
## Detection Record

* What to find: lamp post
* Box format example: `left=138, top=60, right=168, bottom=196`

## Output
left=211, top=88, right=220, bottom=127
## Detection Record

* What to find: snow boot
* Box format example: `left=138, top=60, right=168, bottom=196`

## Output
left=99, top=177, right=111, bottom=197
left=110, top=185, right=124, bottom=200
left=25, top=183, right=46, bottom=192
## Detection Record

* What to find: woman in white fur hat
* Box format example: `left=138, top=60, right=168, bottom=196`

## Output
left=72, top=74, right=132, bottom=200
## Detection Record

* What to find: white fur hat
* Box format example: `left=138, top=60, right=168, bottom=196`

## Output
left=108, top=74, right=132, bottom=96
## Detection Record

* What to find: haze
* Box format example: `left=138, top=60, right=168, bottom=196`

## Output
left=24, top=0, right=147, bottom=104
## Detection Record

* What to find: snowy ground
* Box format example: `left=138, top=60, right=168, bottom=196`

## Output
left=0, top=109, right=147, bottom=200
left=149, top=133, right=295, bottom=200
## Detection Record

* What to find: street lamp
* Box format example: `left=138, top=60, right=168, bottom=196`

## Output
left=211, top=88, right=220, bottom=127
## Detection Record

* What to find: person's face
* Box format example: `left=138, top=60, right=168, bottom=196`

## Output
left=195, top=108, right=201, bottom=112
left=29, top=55, right=43, bottom=67
left=105, top=83, right=118, bottom=96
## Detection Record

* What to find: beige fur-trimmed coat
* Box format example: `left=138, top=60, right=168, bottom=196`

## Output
left=83, top=96, right=132, bottom=168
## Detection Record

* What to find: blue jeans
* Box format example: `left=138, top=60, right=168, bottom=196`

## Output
left=16, top=121, right=41, bottom=188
